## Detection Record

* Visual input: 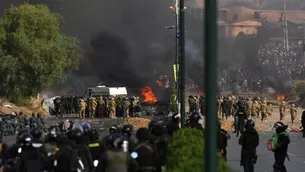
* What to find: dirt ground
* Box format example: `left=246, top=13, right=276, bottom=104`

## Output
left=0, top=99, right=48, bottom=116
left=216, top=105, right=303, bottom=131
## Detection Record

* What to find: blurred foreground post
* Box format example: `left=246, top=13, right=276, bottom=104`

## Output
left=204, top=0, right=218, bottom=171
left=177, top=0, right=186, bottom=127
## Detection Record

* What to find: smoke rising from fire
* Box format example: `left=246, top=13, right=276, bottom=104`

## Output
left=1, top=0, right=303, bottom=96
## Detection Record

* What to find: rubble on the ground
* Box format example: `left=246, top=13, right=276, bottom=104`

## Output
left=0, top=99, right=48, bottom=116
left=220, top=121, right=234, bottom=131
left=121, top=117, right=151, bottom=129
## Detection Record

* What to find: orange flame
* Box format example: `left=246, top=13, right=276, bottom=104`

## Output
left=141, top=86, right=157, bottom=103
left=276, top=94, right=285, bottom=101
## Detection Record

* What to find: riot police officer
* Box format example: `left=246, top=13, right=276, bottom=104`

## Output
left=150, top=124, right=169, bottom=166
left=133, top=128, right=161, bottom=172
left=69, top=127, right=93, bottom=172
left=236, top=99, right=247, bottom=137
left=96, top=133, right=135, bottom=172
left=238, top=119, right=259, bottom=172
left=14, top=133, right=47, bottom=172
left=185, top=112, right=203, bottom=130
left=30, top=128, right=44, bottom=151
left=88, top=128, right=104, bottom=165
left=166, top=113, right=180, bottom=136
left=121, top=124, right=137, bottom=151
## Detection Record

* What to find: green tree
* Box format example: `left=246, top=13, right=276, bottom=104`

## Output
left=0, top=4, right=81, bottom=104
left=165, top=128, right=232, bottom=172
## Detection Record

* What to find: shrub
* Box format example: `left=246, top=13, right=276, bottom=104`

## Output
left=165, top=128, right=232, bottom=172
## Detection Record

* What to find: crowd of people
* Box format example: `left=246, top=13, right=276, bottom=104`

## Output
left=0, top=108, right=300, bottom=172
left=218, top=42, right=305, bottom=92
left=0, top=111, right=206, bottom=172
left=0, top=112, right=45, bottom=136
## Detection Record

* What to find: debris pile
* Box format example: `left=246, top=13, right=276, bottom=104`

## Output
left=121, top=117, right=151, bottom=129
left=220, top=120, right=234, bottom=131
left=0, top=99, right=48, bottom=116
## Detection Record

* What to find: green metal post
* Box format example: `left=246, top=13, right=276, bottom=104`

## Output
left=178, top=0, right=185, bottom=128
left=175, top=12, right=180, bottom=114
left=204, top=0, right=218, bottom=171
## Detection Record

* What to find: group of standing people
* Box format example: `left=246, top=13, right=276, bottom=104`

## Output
left=53, top=96, right=142, bottom=119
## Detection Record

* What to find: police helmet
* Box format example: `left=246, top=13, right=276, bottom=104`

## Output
left=19, top=132, right=33, bottom=147
left=245, top=119, right=255, bottom=128
left=110, top=133, right=125, bottom=149
left=272, top=122, right=288, bottom=133
left=171, top=113, right=180, bottom=123
left=47, top=128, right=59, bottom=140
left=90, top=128, right=100, bottom=140
left=17, top=128, right=29, bottom=143
left=30, top=128, right=42, bottom=139
left=70, top=128, right=84, bottom=142
left=109, top=124, right=119, bottom=134
left=189, top=112, right=200, bottom=122
left=151, top=124, right=164, bottom=137
left=82, top=123, right=92, bottom=135
left=72, top=122, right=84, bottom=134
left=121, top=124, right=133, bottom=138
left=136, top=128, right=150, bottom=141
left=148, top=120, right=158, bottom=131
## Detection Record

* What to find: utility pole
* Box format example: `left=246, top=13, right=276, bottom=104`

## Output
left=204, top=0, right=218, bottom=172
left=177, top=0, right=186, bottom=128
left=283, top=0, right=289, bottom=51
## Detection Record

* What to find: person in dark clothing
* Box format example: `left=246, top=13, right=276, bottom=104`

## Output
left=0, top=132, right=9, bottom=167
left=133, top=128, right=161, bottom=172
left=149, top=124, right=169, bottom=166
left=185, top=112, right=203, bottom=130
left=218, top=120, right=230, bottom=160
left=238, top=119, right=259, bottom=172
left=236, top=99, right=247, bottom=137
left=88, top=128, right=104, bottom=163
left=53, top=134, right=76, bottom=172
left=121, top=124, right=137, bottom=151
left=272, top=122, right=290, bottom=172
left=166, top=113, right=180, bottom=136
left=69, top=128, right=94, bottom=172
left=11, top=133, right=47, bottom=172
left=301, top=111, right=305, bottom=138
left=96, top=133, right=137, bottom=172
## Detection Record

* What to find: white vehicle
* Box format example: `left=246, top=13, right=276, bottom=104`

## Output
left=87, top=85, right=128, bottom=97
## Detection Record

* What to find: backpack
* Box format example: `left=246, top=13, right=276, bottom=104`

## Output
left=267, top=132, right=288, bottom=151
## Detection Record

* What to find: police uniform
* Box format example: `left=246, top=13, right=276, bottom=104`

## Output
left=79, top=99, right=87, bottom=119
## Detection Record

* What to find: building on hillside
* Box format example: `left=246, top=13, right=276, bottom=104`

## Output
left=257, top=10, right=305, bottom=23
left=257, top=20, right=304, bottom=41
left=229, top=20, right=262, bottom=37
left=218, top=19, right=262, bottom=37
left=219, top=6, right=256, bottom=22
